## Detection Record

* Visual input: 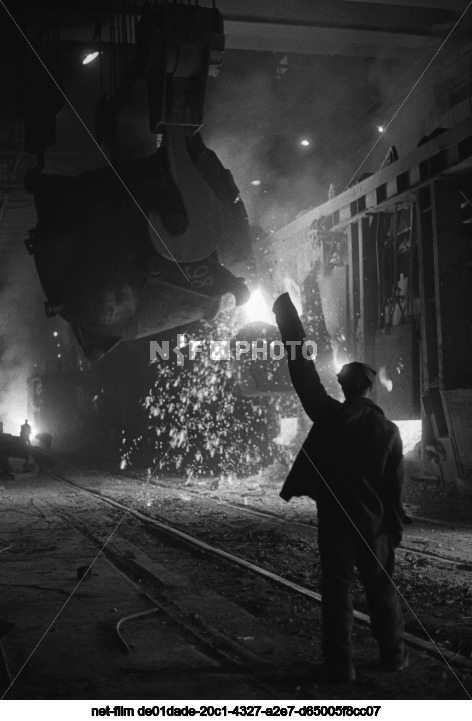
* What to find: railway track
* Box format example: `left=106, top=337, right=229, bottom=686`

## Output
left=112, top=473, right=472, bottom=571
left=53, top=505, right=279, bottom=680
left=59, top=458, right=472, bottom=568
left=187, top=495, right=472, bottom=570
left=46, top=469, right=472, bottom=671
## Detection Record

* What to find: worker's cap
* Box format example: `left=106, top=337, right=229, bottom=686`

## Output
left=336, top=361, right=377, bottom=390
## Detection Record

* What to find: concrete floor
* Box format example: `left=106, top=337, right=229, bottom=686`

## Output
left=1, top=461, right=472, bottom=702
left=0, top=474, right=289, bottom=699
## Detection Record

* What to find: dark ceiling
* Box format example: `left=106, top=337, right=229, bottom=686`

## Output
left=1, top=0, right=471, bottom=258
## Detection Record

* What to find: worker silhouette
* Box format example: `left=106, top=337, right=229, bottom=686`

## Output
left=20, top=420, right=32, bottom=446
left=272, top=292, right=406, bottom=683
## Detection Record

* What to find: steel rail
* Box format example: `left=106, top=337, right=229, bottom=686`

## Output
left=115, top=608, right=160, bottom=653
left=54, top=505, right=274, bottom=674
left=207, top=499, right=472, bottom=568
left=121, top=477, right=472, bottom=570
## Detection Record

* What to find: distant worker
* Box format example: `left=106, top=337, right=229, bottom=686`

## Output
left=20, top=420, right=32, bottom=446
left=272, top=292, right=406, bottom=684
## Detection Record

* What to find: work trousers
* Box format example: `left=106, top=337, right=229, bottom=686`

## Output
left=317, top=516, right=405, bottom=669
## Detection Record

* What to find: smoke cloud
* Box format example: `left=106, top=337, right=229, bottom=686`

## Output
left=0, top=246, right=50, bottom=435
left=202, top=53, right=408, bottom=232
left=202, top=44, right=459, bottom=235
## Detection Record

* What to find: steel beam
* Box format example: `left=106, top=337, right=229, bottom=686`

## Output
left=431, top=177, right=471, bottom=389
left=275, top=117, right=472, bottom=240
left=343, top=0, right=466, bottom=9
left=359, top=215, right=379, bottom=368
left=347, top=221, right=361, bottom=356
left=223, top=20, right=440, bottom=58
left=22, top=0, right=458, bottom=60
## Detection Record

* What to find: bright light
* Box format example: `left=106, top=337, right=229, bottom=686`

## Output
left=273, top=417, right=298, bottom=446
left=218, top=293, right=237, bottom=314
left=333, top=348, right=350, bottom=374
left=251, top=179, right=261, bottom=186
left=379, top=366, right=393, bottom=392
left=393, top=420, right=422, bottom=455
left=377, top=125, right=384, bottom=133
left=82, top=51, right=100, bottom=65
left=300, top=139, right=310, bottom=147
left=244, top=288, right=273, bottom=325
left=0, top=412, right=31, bottom=437
left=283, top=277, right=303, bottom=315
left=53, top=331, right=58, bottom=337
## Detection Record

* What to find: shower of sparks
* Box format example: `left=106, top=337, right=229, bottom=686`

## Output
left=120, top=308, right=297, bottom=480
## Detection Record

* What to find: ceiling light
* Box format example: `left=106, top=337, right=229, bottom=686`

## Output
left=300, top=139, right=310, bottom=147
left=82, top=51, right=100, bottom=65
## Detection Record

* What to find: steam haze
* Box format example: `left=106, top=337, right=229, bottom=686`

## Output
left=202, top=50, right=445, bottom=232
left=0, top=249, right=50, bottom=435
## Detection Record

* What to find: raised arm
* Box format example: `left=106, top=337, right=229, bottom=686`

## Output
left=272, top=293, right=340, bottom=423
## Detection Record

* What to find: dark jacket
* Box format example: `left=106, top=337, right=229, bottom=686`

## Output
left=280, top=343, right=404, bottom=539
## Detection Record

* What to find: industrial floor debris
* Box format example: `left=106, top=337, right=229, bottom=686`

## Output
left=1, top=451, right=472, bottom=701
